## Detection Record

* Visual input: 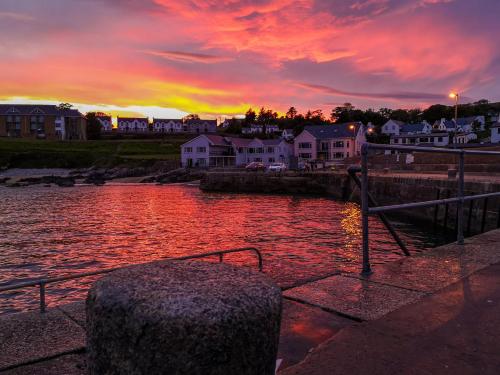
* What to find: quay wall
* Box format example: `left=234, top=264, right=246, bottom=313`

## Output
left=200, top=171, right=500, bottom=234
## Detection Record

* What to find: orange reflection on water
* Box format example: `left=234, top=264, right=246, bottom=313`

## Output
left=0, top=184, right=435, bottom=314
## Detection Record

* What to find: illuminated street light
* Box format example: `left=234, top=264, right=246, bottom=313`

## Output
left=449, top=92, right=459, bottom=147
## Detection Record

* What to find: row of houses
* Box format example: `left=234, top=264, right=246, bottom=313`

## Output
left=181, top=122, right=367, bottom=168
left=0, top=105, right=86, bottom=140
left=381, top=116, right=485, bottom=147
left=96, top=116, right=217, bottom=134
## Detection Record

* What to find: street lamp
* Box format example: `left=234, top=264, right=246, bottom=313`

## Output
left=449, top=92, right=459, bottom=147
left=349, top=124, right=356, bottom=156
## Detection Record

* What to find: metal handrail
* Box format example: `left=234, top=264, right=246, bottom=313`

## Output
left=360, top=143, right=500, bottom=275
left=0, top=247, right=263, bottom=313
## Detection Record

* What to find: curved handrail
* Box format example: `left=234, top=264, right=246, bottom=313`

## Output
left=0, top=247, right=263, bottom=313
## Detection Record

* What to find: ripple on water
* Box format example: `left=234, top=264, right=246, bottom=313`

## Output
left=0, top=184, right=444, bottom=314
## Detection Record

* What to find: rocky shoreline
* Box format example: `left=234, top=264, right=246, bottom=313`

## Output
left=0, top=163, right=205, bottom=188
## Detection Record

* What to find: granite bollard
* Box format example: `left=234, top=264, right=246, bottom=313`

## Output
left=86, top=260, right=282, bottom=375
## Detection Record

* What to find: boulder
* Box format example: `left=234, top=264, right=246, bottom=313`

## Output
left=87, top=260, right=282, bottom=375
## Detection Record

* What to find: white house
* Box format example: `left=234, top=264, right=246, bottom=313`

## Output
left=491, top=123, right=500, bottom=144
left=241, top=124, right=280, bottom=135
left=282, top=128, right=294, bottom=141
left=381, top=119, right=405, bottom=136
left=152, top=118, right=183, bottom=133
left=390, top=132, right=449, bottom=147
left=181, top=135, right=235, bottom=168
left=456, top=116, right=485, bottom=132
left=96, top=115, right=113, bottom=132
left=237, top=138, right=293, bottom=166
left=185, top=120, right=217, bottom=134
left=180, top=135, right=294, bottom=168
left=294, top=122, right=366, bottom=162
left=117, top=117, right=149, bottom=133
left=453, top=132, right=477, bottom=145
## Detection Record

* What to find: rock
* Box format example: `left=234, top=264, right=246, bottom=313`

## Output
left=83, top=172, right=106, bottom=185
left=139, top=176, right=156, bottom=183
left=86, top=260, right=282, bottom=375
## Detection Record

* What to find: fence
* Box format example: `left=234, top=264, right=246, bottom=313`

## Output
left=0, top=247, right=262, bottom=313
left=359, top=143, right=500, bottom=275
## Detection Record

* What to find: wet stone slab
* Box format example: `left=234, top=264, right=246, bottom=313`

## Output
left=0, top=309, right=85, bottom=371
left=278, top=300, right=355, bottom=370
left=352, top=237, right=500, bottom=293
left=283, top=275, right=424, bottom=321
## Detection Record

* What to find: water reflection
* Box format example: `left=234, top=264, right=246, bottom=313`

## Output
left=0, top=184, right=439, bottom=314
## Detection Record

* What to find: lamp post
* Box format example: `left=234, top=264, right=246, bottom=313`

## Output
left=449, top=92, right=459, bottom=147
left=349, top=124, right=356, bottom=156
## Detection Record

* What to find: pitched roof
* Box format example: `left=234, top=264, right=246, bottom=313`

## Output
left=443, top=120, right=456, bottom=129
left=386, top=120, right=405, bottom=126
left=153, top=118, right=182, bottom=122
left=0, top=104, right=83, bottom=117
left=400, top=123, right=426, bottom=133
left=117, top=117, right=148, bottom=122
left=304, top=122, right=363, bottom=139
left=456, top=116, right=482, bottom=126
left=228, top=138, right=252, bottom=147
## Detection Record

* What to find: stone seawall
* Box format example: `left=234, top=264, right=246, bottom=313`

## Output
left=200, top=171, right=500, bottom=234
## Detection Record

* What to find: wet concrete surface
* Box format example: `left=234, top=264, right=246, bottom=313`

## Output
left=284, top=274, right=424, bottom=320
left=1, top=229, right=499, bottom=374
left=0, top=309, right=85, bottom=371
left=278, top=300, right=355, bottom=370
left=282, top=262, right=500, bottom=375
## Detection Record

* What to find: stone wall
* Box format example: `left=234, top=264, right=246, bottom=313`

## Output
left=201, top=171, right=500, bottom=234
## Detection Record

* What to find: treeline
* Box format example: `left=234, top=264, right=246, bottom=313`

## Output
left=223, top=100, right=500, bottom=136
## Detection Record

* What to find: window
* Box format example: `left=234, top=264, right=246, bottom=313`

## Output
left=6, top=115, right=21, bottom=137
left=410, top=138, right=416, bottom=144
left=257, top=148, right=264, bottom=154
left=346, top=141, right=350, bottom=147
left=267, top=147, right=274, bottom=153
left=30, top=115, right=44, bottom=133
left=333, top=152, right=344, bottom=159
left=333, top=141, right=344, bottom=148
left=197, top=158, right=206, bottom=166
left=238, top=147, right=244, bottom=153
left=254, top=158, right=262, bottom=162
left=184, top=147, right=193, bottom=153
left=298, top=142, right=312, bottom=149
left=196, top=147, right=206, bottom=153
left=438, top=137, right=443, bottom=142
left=268, top=157, right=275, bottom=163
left=248, top=148, right=255, bottom=154
left=299, top=153, right=312, bottom=159
left=320, top=142, right=329, bottom=151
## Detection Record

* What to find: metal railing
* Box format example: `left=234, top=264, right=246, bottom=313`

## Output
left=360, top=143, right=500, bottom=275
left=0, top=247, right=262, bottom=313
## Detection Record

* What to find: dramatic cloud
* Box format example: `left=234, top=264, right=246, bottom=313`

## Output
left=0, top=0, right=498, bottom=117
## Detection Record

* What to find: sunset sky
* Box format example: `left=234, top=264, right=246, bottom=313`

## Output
left=0, top=0, right=499, bottom=119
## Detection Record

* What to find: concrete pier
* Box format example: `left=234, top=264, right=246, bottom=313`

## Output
left=1, top=229, right=500, bottom=374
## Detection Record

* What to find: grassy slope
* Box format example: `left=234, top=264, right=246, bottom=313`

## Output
left=0, top=137, right=191, bottom=168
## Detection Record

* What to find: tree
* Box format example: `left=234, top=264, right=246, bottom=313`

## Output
left=183, top=114, right=200, bottom=121
left=423, top=104, right=452, bottom=123
left=244, top=108, right=256, bottom=124
left=58, top=103, right=73, bottom=110
left=85, top=112, right=101, bottom=140
left=256, top=107, right=277, bottom=124
left=286, top=106, right=297, bottom=119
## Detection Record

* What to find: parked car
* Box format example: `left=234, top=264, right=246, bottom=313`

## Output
left=245, top=162, right=266, bottom=171
left=268, top=163, right=287, bottom=172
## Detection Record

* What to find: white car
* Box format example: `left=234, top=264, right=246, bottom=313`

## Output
left=268, top=163, right=287, bottom=172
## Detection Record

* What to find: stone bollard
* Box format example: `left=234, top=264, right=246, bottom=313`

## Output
left=86, top=260, right=282, bottom=375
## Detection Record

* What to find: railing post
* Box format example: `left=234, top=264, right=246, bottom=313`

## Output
left=39, top=282, right=46, bottom=313
left=457, top=151, right=465, bottom=244
left=361, top=144, right=372, bottom=275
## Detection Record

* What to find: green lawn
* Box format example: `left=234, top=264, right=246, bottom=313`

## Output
left=0, top=137, right=191, bottom=168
